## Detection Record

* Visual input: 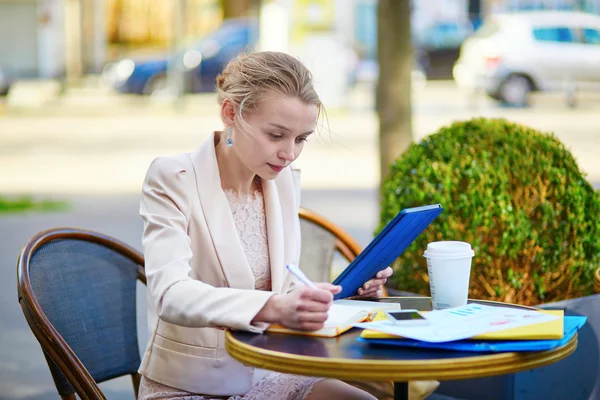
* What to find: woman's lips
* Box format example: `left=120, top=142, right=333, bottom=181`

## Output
left=268, top=163, right=284, bottom=172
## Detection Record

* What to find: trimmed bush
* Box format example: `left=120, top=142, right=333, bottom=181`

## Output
left=0, top=196, right=67, bottom=213
left=379, top=118, right=600, bottom=305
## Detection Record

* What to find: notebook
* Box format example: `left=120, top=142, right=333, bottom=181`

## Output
left=332, top=204, right=443, bottom=300
left=361, top=310, right=565, bottom=341
left=267, top=300, right=402, bottom=338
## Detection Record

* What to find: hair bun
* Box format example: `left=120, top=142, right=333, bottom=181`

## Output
left=215, top=52, right=320, bottom=115
left=216, top=74, right=226, bottom=89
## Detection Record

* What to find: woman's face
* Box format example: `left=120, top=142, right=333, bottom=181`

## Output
left=232, top=94, right=319, bottom=180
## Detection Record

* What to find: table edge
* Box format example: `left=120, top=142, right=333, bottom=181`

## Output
left=225, top=331, right=578, bottom=381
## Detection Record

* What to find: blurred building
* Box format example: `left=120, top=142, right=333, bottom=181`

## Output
left=0, top=0, right=66, bottom=80
left=0, top=0, right=221, bottom=85
left=105, top=0, right=222, bottom=56
left=0, top=0, right=111, bottom=83
left=3, top=0, right=597, bottom=86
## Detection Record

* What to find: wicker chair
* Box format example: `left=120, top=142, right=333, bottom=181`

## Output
left=17, top=228, right=145, bottom=400
left=298, top=207, right=362, bottom=283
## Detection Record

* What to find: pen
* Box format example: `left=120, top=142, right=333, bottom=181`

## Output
left=286, top=264, right=318, bottom=289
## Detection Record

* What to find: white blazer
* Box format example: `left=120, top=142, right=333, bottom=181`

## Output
left=138, top=132, right=302, bottom=395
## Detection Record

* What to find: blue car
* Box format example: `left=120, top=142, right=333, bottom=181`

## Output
left=104, top=18, right=257, bottom=95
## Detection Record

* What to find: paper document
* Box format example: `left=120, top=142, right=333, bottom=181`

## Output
left=354, top=304, right=560, bottom=343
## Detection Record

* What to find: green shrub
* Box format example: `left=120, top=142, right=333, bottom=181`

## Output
left=379, top=118, right=600, bottom=305
left=0, top=196, right=67, bottom=213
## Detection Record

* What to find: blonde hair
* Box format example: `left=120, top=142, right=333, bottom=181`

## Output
left=216, top=51, right=322, bottom=127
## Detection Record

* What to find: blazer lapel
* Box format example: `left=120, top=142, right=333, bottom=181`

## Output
left=190, top=133, right=255, bottom=290
left=262, top=178, right=285, bottom=293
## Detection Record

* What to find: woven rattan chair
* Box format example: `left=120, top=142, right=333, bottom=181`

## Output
left=298, top=207, right=363, bottom=283
left=299, top=207, right=392, bottom=298
left=17, top=228, right=146, bottom=400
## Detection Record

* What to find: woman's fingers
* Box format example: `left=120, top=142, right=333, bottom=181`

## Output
left=358, top=286, right=382, bottom=296
left=362, top=278, right=387, bottom=290
left=296, top=311, right=329, bottom=326
left=314, top=282, right=342, bottom=295
left=297, top=286, right=333, bottom=304
left=297, top=322, right=328, bottom=331
left=296, top=300, right=331, bottom=313
left=358, top=287, right=383, bottom=298
left=379, top=267, right=394, bottom=278
left=358, top=267, right=394, bottom=295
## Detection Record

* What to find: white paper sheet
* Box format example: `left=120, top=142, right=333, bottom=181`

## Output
left=354, top=303, right=560, bottom=343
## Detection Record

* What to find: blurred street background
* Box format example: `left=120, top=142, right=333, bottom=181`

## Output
left=1, top=80, right=600, bottom=194
left=1, top=0, right=600, bottom=399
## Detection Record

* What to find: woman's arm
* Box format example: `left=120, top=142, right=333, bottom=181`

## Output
left=141, top=156, right=275, bottom=332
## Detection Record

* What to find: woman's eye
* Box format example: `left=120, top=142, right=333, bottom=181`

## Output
left=269, top=133, right=283, bottom=140
left=296, top=137, right=308, bottom=143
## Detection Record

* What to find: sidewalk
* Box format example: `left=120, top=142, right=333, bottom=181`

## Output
left=1, top=79, right=599, bottom=194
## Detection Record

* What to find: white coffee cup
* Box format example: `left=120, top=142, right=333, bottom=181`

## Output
left=424, top=241, right=475, bottom=310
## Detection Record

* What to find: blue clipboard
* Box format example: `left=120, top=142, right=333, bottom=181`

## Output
left=332, top=204, right=443, bottom=300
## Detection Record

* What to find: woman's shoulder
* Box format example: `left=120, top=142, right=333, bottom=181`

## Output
left=142, top=154, right=198, bottom=202
left=146, top=153, right=194, bottom=180
left=141, top=153, right=196, bottom=215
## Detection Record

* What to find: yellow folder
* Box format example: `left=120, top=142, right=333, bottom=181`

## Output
left=360, top=310, right=564, bottom=341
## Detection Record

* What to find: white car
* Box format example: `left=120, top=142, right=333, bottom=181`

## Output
left=453, top=11, right=600, bottom=107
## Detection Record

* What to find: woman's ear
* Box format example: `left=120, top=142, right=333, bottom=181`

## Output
left=220, top=99, right=236, bottom=127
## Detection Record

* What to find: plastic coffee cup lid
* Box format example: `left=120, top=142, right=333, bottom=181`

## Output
left=423, top=241, right=475, bottom=259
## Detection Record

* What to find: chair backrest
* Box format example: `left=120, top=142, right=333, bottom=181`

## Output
left=298, top=207, right=363, bottom=282
left=17, top=228, right=146, bottom=400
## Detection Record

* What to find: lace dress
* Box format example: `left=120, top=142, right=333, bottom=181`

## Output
left=138, top=185, right=323, bottom=400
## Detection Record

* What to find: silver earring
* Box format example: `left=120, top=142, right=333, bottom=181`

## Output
left=225, top=126, right=233, bottom=147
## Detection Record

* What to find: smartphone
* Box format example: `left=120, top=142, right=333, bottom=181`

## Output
left=384, top=310, right=429, bottom=326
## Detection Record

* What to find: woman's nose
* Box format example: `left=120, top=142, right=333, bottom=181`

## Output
left=278, top=141, right=296, bottom=161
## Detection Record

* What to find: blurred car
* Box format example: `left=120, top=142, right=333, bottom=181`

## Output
left=453, top=11, right=600, bottom=107
left=414, top=21, right=474, bottom=51
left=103, top=18, right=257, bottom=95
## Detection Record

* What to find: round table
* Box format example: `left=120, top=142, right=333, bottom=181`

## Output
left=225, top=297, right=577, bottom=400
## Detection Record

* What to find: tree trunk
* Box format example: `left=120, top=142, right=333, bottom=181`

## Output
left=107, top=0, right=123, bottom=43
left=220, top=0, right=251, bottom=19
left=376, top=0, right=413, bottom=188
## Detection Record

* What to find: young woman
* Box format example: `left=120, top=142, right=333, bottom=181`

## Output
left=137, top=51, right=393, bottom=400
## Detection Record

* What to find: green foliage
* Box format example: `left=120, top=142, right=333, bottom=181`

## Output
left=0, top=196, right=68, bottom=213
left=379, top=118, right=600, bottom=305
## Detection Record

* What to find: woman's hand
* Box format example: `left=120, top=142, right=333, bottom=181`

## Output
left=253, top=283, right=341, bottom=331
left=357, top=267, right=393, bottom=297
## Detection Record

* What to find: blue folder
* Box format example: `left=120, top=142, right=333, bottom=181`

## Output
left=332, top=204, right=443, bottom=300
left=358, top=316, right=587, bottom=352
